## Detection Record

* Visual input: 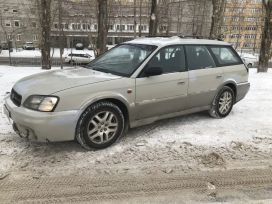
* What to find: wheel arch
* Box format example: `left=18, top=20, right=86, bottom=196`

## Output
left=75, top=95, right=130, bottom=139
left=217, top=81, right=237, bottom=100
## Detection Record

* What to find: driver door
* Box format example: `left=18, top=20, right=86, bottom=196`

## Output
left=135, top=45, right=188, bottom=120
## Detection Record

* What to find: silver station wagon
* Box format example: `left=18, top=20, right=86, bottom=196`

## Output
left=3, top=37, right=250, bottom=149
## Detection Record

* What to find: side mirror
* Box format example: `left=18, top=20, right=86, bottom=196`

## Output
left=144, top=66, right=163, bottom=77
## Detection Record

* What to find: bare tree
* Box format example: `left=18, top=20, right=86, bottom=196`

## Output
left=149, top=0, right=158, bottom=36
left=258, top=0, right=272, bottom=73
left=210, top=0, right=226, bottom=38
left=96, top=0, right=108, bottom=55
left=57, top=0, right=64, bottom=69
left=139, top=0, right=143, bottom=37
left=36, top=0, right=52, bottom=70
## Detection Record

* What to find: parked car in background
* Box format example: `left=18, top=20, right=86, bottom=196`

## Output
left=238, top=52, right=258, bottom=68
left=64, top=53, right=94, bottom=64
left=1, top=42, right=13, bottom=52
left=75, top=43, right=84, bottom=50
left=3, top=37, right=250, bottom=150
left=22, top=42, right=35, bottom=50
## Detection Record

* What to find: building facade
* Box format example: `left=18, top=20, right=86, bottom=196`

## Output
left=222, top=0, right=264, bottom=53
left=0, top=0, right=213, bottom=49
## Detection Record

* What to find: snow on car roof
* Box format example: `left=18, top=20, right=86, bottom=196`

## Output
left=125, top=36, right=230, bottom=47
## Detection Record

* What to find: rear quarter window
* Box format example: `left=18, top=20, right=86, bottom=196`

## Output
left=209, top=46, right=243, bottom=66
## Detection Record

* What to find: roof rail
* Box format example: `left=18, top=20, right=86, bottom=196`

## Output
left=146, top=35, right=224, bottom=41
left=179, top=35, right=204, bottom=39
left=179, top=35, right=224, bottom=41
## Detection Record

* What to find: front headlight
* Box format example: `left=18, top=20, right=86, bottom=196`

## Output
left=23, top=95, right=59, bottom=112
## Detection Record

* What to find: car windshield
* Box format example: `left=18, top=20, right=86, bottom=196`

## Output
left=85, top=44, right=157, bottom=77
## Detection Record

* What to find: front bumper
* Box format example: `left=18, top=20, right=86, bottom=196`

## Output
left=236, top=82, right=250, bottom=103
left=3, top=95, right=80, bottom=142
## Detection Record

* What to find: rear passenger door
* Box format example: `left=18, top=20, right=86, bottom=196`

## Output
left=185, top=45, right=224, bottom=108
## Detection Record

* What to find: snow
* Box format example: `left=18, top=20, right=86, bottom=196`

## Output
left=0, top=48, right=95, bottom=58
left=0, top=66, right=272, bottom=180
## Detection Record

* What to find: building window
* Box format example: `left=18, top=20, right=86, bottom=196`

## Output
left=14, top=20, right=20, bottom=27
left=160, top=25, right=167, bottom=31
left=16, top=34, right=21, bottom=41
left=94, top=24, right=97, bottom=30
left=82, top=23, right=86, bottom=30
left=139, top=25, right=147, bottom=31
left=109, top=24, right=113, bottom=30
left=54, top=23, right=58, bottom=29
left=7, top=35, right=12, bottom=40
left=243, top=43, right=255, bottom=48
left=33, top=35, right=38, bottom=41
left=245, top=17, right=257, bottom=22
left=244, top=34, right=256, bottom=39
left=72, top=23, right=76, bottom=30
left=230, top=34, right=242, bottom=39
left=77, top=23, right=81, bottom=30
left=127, top=25, right=134, bottom=31
left=5, top=21, right=11, bottom=27
left=64, top=23, right=68, bottom=30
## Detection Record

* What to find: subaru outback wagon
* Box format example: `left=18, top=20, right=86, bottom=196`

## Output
left=3, top=37, right=250, bottom=149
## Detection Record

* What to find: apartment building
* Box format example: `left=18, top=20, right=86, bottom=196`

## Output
left=0, top=0, right=212, bottom=49
left=0, top=0, right=38, bottom=48
left=222, top=0, right=264, bottom=52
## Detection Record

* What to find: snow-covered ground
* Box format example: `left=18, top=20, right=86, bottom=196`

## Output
left=0, top=66, right=272, bottom=180
left=0, top=48, right=95, bottom=58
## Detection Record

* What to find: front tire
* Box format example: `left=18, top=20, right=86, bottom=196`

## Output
left=76, top=101, right=125, bottom=150
left=209, top=86, right=235, bottom=118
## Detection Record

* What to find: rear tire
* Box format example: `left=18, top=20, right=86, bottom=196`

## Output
left=209, top=86, right=235, bottom=118
left=76, top=101, right=125, bottom=150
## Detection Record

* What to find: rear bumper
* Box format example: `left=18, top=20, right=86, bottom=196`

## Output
left=3, top=95, right=80, bottom=142
left=236, top=82, right=250, bottom=103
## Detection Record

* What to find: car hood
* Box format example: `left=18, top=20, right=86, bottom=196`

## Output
left=13, top=67, right=122, bottom=96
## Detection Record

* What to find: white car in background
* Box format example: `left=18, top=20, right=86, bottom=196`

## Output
left=64, top=53, right=94, bottom=64
left=238, top=52, right=258, bottom=68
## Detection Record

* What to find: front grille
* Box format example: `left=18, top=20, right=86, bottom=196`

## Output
left=10, top=89, right=22, bottom=107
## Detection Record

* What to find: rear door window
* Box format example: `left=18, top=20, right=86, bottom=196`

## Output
left=185, top=45, right=216, bottom=70
left=209, top=46, right=242, bottom=66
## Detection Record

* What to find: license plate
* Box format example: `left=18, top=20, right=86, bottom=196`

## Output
left=3, top=105, right=13, bottom=124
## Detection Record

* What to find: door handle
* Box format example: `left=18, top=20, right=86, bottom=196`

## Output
left=216, top=75, right=222, bottom=78
left=177, top=81, right=185, bottom=85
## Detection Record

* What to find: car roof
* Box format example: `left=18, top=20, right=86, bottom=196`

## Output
left=124, top=36, right=230, bottom=47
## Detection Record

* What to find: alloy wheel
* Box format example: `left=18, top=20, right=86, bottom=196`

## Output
left=218, top=91, right=233, bottom=115
left=87, top=111, right=118, bottom=144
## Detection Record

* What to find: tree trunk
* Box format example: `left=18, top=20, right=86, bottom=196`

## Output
left=96, top=0, right=108, bottom=56
left=133, top=0, right=137, bottom=38
left=139, top=0, right=142, bottom=37
left=40, top=0, right=52, bottom=70
left=58, top=0, right=64, bottom=69
left=149, top=0, right=158, bottom=37
left=210, top=0, right=225, bottom=39
left=258, top=0, right=272, bottom=73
